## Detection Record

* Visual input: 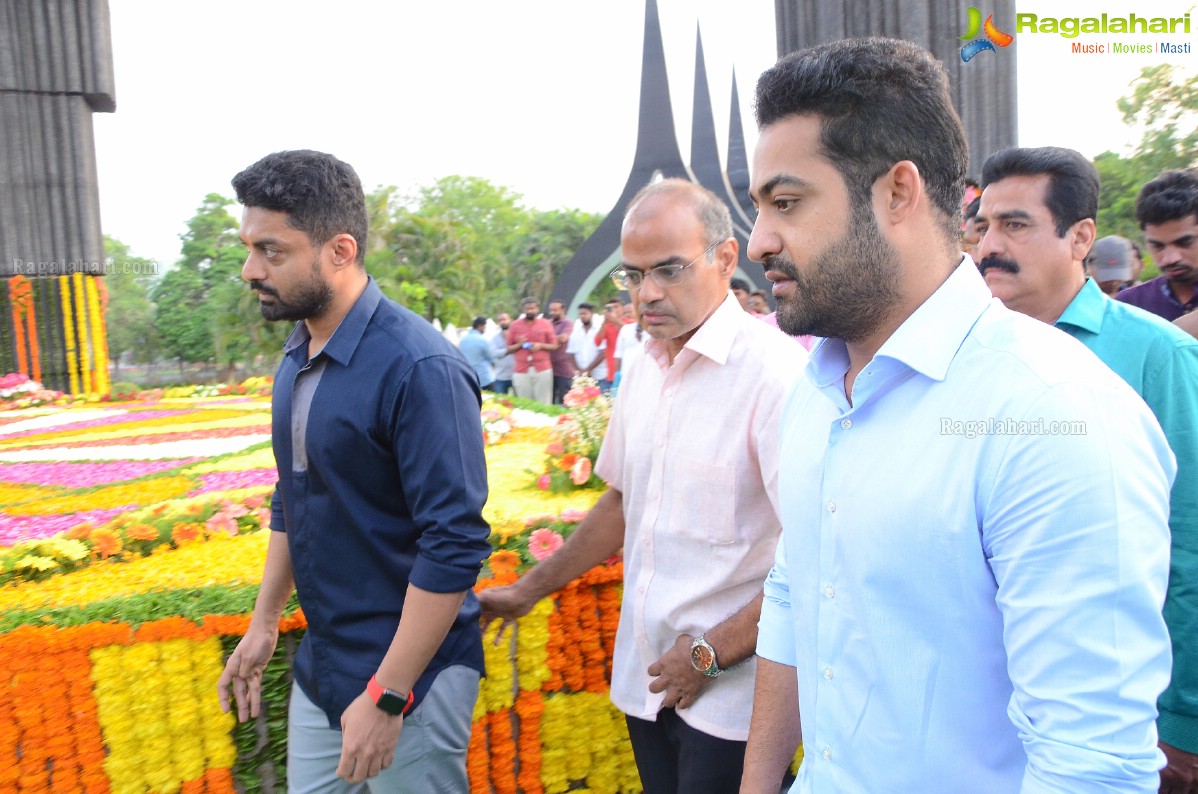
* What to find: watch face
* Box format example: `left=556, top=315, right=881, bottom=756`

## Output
left=691, top=643, right=714, bottom=672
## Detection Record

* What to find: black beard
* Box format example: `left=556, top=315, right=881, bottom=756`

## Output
left=250, top=263, right=334, bottom=322
left=978, top=256, right=1019, bottom=276
left=767, top=207, right=902, bottom=343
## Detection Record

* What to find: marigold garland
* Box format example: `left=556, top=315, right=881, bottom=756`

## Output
left=0, top=394, right=655, bottom=793
left=59, top=274, right=79, bottom=395
left=73, top=272, right=93, bottom=395
left=85, top=275, right=110, bottom=396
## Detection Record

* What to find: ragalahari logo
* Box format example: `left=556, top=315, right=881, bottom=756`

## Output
left=960, top=7, right=1014, bottom=61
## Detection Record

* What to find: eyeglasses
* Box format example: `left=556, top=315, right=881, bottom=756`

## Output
left=609, top=241, right=721, bottom=291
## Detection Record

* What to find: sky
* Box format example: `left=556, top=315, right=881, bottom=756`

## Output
left=93, top=0, right=1196, bottom=271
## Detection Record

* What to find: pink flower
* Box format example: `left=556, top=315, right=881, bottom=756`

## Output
left=570, top=457, right=592, bottom=486
left=255, top=507, right=272, bottom=529
left=221, top=499, right=249, bottom=519
left=528, top=528, right=564, bottom=561
left=545, top=441, right=564, bottom=456
left=583, top=386, right=601, bottom=400
left=559, top=508, right=588, bottom=524
left=244, top=495, right=265, bottom=510
left=536, top=474, right=552, bottom=490
left=205, top=511, right=238, bottom=536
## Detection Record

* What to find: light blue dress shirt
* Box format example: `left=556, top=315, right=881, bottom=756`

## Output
left=1056, top=278, right=1198, bottom=753
left=757, top=262, right=1176, bottom=793
left=458, top=328, right=495, bottom=388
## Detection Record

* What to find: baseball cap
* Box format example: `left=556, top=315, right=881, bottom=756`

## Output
left=1085, top=236, right=1133, bottom=282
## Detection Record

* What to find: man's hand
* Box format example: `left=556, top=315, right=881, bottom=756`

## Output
left=337, top=692, right=403, bottom=784
left=647, top=634, right=709, bottom=710
left=217, top=625, right=279, bottom=722
left=1160, top=741, right=1198, bottom=793
left=478, top=583, right=538, bottom=642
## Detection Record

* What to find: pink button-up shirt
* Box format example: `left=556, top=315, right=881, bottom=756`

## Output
left=595, top=294, right=807, bottom=740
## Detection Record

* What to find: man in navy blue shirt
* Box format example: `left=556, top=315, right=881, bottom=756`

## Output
left=217, top=150, right=491, bottom=791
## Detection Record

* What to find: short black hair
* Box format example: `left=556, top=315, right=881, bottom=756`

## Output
left=754, top=37, right=968, bottom=242
left=980, top=147, right=1099, bottom=237
left=963, top=197, right=981, bottom=223
left=578, top=302, right=594, bottom=311
left=471, top=316, right=487, bottom=330
left=1135, top=169, right=1198, bottom=229
left=520, top=296, right=538, bottom=308
left=232, top=150, right=367, bottom=265
left=730, top=278, right=750, bottom=292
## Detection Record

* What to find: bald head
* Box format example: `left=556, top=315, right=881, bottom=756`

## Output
left=624, top=179, right=733, bottom=247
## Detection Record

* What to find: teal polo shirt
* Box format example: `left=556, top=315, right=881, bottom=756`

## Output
left=1057, top=277, right=1198, bottom=753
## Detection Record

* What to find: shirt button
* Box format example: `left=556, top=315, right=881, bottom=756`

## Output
left=824, top=585, right=835, bottom=598
left=841, top=418, right=852, bottom=430
left=664, top=388, right=674, bottom=397
left=823, top=667, right=833, bottom=680
left=822, top=746, right=832, bottom=760
left=826, top=500, right=837, bottom=513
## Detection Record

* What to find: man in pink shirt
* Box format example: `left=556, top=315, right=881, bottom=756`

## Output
left=504, top=297, right=558, bottom=404
left=480, top=179, right=806, bottom=793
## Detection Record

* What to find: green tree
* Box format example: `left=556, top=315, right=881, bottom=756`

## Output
left=151, top=194, right=287, bottom=374
left=101, top=236, right=159, bottom=376
left=366, top=178, right=603, bottom=324
left=1094, top=65, right=1197, bottom=273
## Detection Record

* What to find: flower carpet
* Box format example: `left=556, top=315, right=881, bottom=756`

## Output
left=0, top=388, right=638, bottom=793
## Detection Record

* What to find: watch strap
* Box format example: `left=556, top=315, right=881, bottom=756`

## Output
left=691, top=634, right=723, bottom=678
left=367, top=674, right=414, bottom=716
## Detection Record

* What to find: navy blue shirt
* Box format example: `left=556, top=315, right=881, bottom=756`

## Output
left=269, top=277, right=491, bottom=727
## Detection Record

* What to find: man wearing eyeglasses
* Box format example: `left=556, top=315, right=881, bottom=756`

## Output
left=480, top=178, right=806, bottom=793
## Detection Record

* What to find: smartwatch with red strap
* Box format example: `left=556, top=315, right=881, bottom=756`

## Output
left=367, top=674, right=415, bottom=716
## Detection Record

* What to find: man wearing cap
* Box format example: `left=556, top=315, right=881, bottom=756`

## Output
left=976, top=146, right=1198, bottom=791
left=1086, top=236, right=1135, bottom=296
left=1118, top=169, right=1198, bottom=321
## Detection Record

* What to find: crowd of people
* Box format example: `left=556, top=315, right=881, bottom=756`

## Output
left=455, top=276, right=796, bottom=405
left=211, top=34, right=1196, bottom=794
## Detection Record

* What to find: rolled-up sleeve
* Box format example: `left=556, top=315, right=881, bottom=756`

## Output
left=757, top=536, right=797, bottom=666
left=394, top=354, right=492, bottom=593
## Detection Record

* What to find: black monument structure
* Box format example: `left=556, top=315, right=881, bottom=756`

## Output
left=554, top=0, right=1018, bottom=311
left=553, top=0, right=770, bottom=311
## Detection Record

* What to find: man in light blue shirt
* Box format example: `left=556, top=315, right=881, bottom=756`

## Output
left=459, top=316, right=495, bottom=391
left=741, top=38, right=1176, bottom=794
left=977, top=146, right=1198, bottom=789
left=489, top=312, right=514, bottom=394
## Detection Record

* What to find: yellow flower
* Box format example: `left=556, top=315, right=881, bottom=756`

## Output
left=13, top=554, right=57, bottom=572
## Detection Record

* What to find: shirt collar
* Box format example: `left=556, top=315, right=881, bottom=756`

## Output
left=808, top=259, right=993, bottom=387
left=1055, top=277, right=1106, bottom=335
left=644, top=292, right=744, bottom=368
left=281, top=276, right=382, bottom=366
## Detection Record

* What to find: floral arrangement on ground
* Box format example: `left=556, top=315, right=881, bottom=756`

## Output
left=0, top=379, right=640, bottom=793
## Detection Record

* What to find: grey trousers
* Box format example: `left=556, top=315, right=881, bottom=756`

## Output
left=286, top=665, right=480, bottom=793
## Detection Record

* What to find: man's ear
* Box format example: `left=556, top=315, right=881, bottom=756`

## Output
left=1069, top=218, right=1097, bottom=264
left=717, top=236, right=740, bottom=278
left=328, top=233, right=359, bottom=270
left=877, top=160, right=922, bottom=227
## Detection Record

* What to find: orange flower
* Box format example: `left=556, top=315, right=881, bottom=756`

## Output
left=488, top=550, right=521, bottom=577
left=557, top=453, right=578, bottom=471
left=89, top=528, right=123, bottom=558
left=66, top=522, right=93, bottom=540
left=170, top=521, right=203, bottom=545
left=126, top=523, right=159, bottom=542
